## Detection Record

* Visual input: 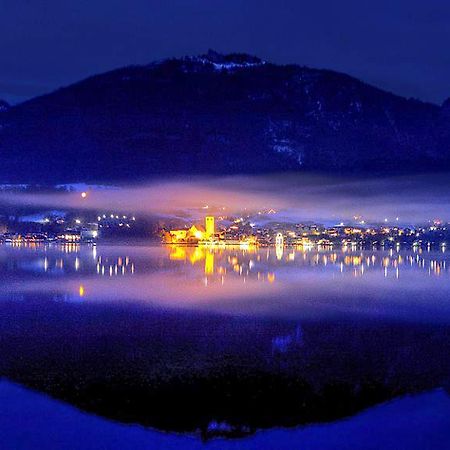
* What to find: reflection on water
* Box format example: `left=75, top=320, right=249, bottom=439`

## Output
left=1, top=243, right=450, bottom=322
left=0, top=242, right=450, bottom=438
left=3, top=242, right=450, bottom=280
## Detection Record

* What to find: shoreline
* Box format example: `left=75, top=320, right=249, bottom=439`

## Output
left=1, top=380, right=449, bottom=449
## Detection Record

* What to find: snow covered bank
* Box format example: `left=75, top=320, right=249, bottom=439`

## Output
left=1, top=380, right=449, bottom=449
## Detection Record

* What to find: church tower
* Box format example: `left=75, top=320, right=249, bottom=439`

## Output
left=205, top=216, right=215, bottom=238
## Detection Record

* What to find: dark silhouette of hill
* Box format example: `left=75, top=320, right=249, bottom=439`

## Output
left=0, top=50, right=448, bottom=183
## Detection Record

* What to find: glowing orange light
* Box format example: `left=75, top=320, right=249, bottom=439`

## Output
left=267, top=272, right=275, bottom=283
left=79, top=285, right=85, bottom=297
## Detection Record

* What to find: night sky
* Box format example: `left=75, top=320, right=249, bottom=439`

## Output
left=1, top=0, right=450, bottom=104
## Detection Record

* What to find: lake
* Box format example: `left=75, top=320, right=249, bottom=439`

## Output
left=0, top=243, right=449, bottom=441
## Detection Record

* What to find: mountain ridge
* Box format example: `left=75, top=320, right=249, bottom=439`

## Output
left=0, top=51, right=448, bottom=183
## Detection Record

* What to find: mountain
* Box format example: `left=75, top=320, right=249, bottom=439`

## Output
left=0, top=50, right=448, bottom=183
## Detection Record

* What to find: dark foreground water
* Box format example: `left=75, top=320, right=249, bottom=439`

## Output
left=0, top=243, right=449, bottom=442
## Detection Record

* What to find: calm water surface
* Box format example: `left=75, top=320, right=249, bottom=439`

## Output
left=1, top=243, right=449, bottom=437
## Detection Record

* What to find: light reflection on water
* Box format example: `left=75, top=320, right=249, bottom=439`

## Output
left=1, top=243, right=450, bottom=321
left=1, top=243, right=450, bottom=437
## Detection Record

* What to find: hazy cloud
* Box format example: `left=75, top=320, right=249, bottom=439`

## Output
left=2, top=173, right=450, bottom=225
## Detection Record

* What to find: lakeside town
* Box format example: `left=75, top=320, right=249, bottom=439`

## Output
left=1, top=209, right=450, bottom=250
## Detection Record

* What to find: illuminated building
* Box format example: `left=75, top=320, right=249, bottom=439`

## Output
left=165, top=216, right=220, bottom=244
left=167, top=229, right=188, bottom=243
left=205, top=216, right=215, bottom=238
left=189, top=224, right=205, bottom=241
left=275, top=233, right=284, bottom=246
left=165, top=225, right=203, bottom=244
left=81, top=223, right=99, bottom=241
left=57, top=231, right=81, bottom=243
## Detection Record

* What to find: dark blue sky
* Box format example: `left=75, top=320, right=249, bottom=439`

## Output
left=1, top=0, right=449, bottom=104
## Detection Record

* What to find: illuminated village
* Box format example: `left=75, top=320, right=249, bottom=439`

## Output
left=1, top=209, right=450, bottom=251
left=3, top=211, right=449, bottom=296
left=160, top=214, right=450, bottom=250
left=162, top=216, right=258, bottom=246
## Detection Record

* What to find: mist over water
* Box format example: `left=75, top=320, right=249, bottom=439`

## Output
left=1, top=172, right=450, bottom=224
left=2, top=244, right=450, bottom=323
